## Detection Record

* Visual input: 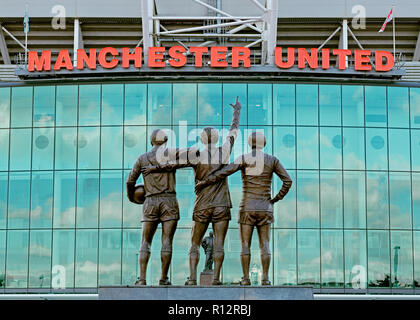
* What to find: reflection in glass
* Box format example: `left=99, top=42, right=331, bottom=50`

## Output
left=391, top=231, right=413, bottom=288
left=0, top=231, right=5, bottom=286
left=102, top=84, right=123, bottom=125
left=148, top=83, right=172, bottom=125
left=413, top=173, right=420, bottom=230
left=123, top=126, right=146, bottom=169
left=320, top=171, right=342, bottom=228
left=78, top=85, right=100, bottom=126
left=297, top=171, right=319, bottom=228
left=100, top=170, right=122, bottom=228
left=388, top=86, right=409, bottom=128
left=342, top=85, right=364, bottom=126
left=0, top=87, right=10, bottom=128
left=343, top=127, right=365, bottom=170
left=55, top=127, right=77, bottom=169
left=6, top=230, right=28, bottom=288
left=298, top=229, right=320, bottom=287
left=0, top=129, right=9, bottom=171
left=122, top=229, right=140, bottom=285
left=77, top=126, right=99, bottom=169
left=321, top=230, right=343, bottom=288
left=414, top=231, right=420, bottom=287
left=31, top=171, right=53, bottom=229
left=32, top=128, right=54, bottom=170
left=0, top=173, right=7, bottom=228
left=124, top=84, right=146, bottom=125
left=53, top=171, right=76, bottom=228
left=101, top=126, right=123, bottom=169
left=76, top=171, right=99, bottom=228
left=365, top=86, right=387, bottom=127
left=274, top=229, right=296, bottom=285
left=344, top=230, right=367, bottom=288
left=172, top=229, right=197, bottom=285
left=296, top=84, right=318, bottom=125
left=75, top=229, right=98, bottom=288
left=297, top=127, right=318, bottom=169
left=273, top=84, right=295, bottom=125
left=320, top=127, right=342, bottom=169
left=52, top=230, right=75, bottom=289
left=99, top=229, right=121, bottom=285
left=198, top=83, right=222, bottom=125
left=273, top=126, right=295, bottom=169
left=10, top=128, right=32, bottom=170
left=223, top=83, right=247, bottom=126
left=389, top=172, right=412, bottom=229
left=389, top=129, right=410, bottom=171
left=29, top=230, right=51, bottom=288
left=320, top=85, right=341, bottom=126
left=11, top=86, right=32, bottom=128
left=173, top=83, right=197, bottom=125
left=366, top=128, right=388, bottom=170
left=411, top=129, right=420, bottom=171
left=123, top=170, right=143, bottom=228
left=33, top=86, right=55, bottom=127
left=8, top=172, right=30, bottom=229
left=274, top=170, right=296, bottom=228
left=175, top=169, right=195, bottom=228
left=410, top=87, right=420, bottom=129
left=367, top=172, right=389, bottom=229
left=56, top=85, right=77, bottom=126
left=368, top=230, right=390, bottom=288
left=248, top=84, right=272, bottom=125
left=343, top=171, right=366, bottom=228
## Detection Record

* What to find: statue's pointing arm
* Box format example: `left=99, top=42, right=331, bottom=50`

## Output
left=221, top=97, right=242, bottom=163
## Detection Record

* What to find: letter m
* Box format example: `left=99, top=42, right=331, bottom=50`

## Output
left=28, top=50, right=51, bottom=71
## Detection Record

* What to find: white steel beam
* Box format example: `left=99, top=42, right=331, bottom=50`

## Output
left=141, top=0, right=154, bottom=64
left=73, top=19, right=83, bottom=67
left=249, top=0, right=268, bottom=12
left=158, top=19, right=259, bottom=35
left=318, top=26, right=341, bottom=50
left=0, top=24, right=11, bottom=64
left=413, top=30, right=420, bottom=61
left=1, top=26, right=28, bottom=52
left=265, top=0, right=278, bottom=65
left=150, top=16, right=261, bottom=20
left=336, top=19, right=348, bottom=68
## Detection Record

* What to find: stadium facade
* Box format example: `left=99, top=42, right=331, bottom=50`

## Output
left=0, top=0, right=420, bottom=296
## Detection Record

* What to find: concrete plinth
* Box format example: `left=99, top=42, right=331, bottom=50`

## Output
left=199, top=271, right=214, bottom=285
left=98, top=286, right=313, bottom=300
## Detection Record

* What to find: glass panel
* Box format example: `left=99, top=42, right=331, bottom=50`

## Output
left=296, top=84, right=318, bottom=125
left=320, top=127, right=342, bottom=169
left=33, top=86, right=55, bottom=127
left=171, top=228, right=194, bottom=285
left=8, top=171, right=30, bottom=229
left=226, top=164, right=242, bottom=224
left=101, top=84, right=123, bottom=125
left=101, top=126, right=123, bottom=169
left=75, top=229, right=98, bottom=288
left=0, top=230, right=5, bottom=288
left=297, top=229, right=320, bottom=287
left=297, top=127, right=318, bottom=169
left=10, top=128, right=32, bottom=170
left=6, top=230, right=28, bottom=288
left=123, top=126, right=147, bottom=169
left=99, top=229, right=121, bottom=286
left=100, top=170, right=122, bottom=228
left=321, top=230, right=343, bottom=288
left=123, top=170, right=143, bottom=228
left=319, top=85, right=341, bottom=126
left=0, top=173, right=7, bottom=228
left=248, top=83, right=272, bottom=125
left=175, top=169, right=195, bottom=228
left=320, top=171, right=342, bottom=228
left=343, top=127, right=365, bottom=170
left=297, top=171, right=319, bottom=228
left=273, top=126, right=295, bottom=169
left=273, top=84, right=295, bottom=125
left=11, top=86, right=32, bottom=128
left=55, top=127, right=77, bottom=169
left=76, top=171, right=99, bottom=228
left=122, top=229, right=141, bottom=285
left=343, top=171, right=366, bottom=228
left=411, top=129, right=420, bottom=171
left=0, top=129, right=9, bottom=171
left=77, top=126, right=99, bottom=169
left=124, top=84, right=146, bottom=125
left=366, top=128, right=388, bottom=170
left=274, top=170, right=296, bottom=228
left=78, top=84, right=100, bottom=126
left=28, top=230, right=51, bottom=288
left=173, top=83, right=197, bottom=125
left=223, top=83, right=247, bottom=126
left=0, top=87, right=10, bottom=128
left=32, top=127, right=54, bottom=170
left=53, top=171, right=76, bottom=228
left=368, top=230, right=390, bottom=288
left=410, top=87, right=420, bottom=129
left=391, top=231, right=413, bottom=288
left=366, top=171, right=389, bottom=229
left=245, top=127, right=272, bottom=155
left=342, top=85, right=364, bottom=126
left=30, top=171, right=53, bottom=229
left=389, top=129, right=410, bottom=171
left=52, top=230, right=75, bottom=289
left=388, top=86, right=409, bottom=128
left=56, top=85, right=77, bottom=126
left=274, top=229, right=296, bottom=285
left=198, top=83, right=222, bottom=125
left=414, top=232, right=420, bottom=287
left=389, top=172, right=412, bottom=229
left=365, top=86, right=387, bottom=127
left=148, top=83, right=172, bottom=126
left=414, top=173, right=420, bottom=230
left=344, top=230, right=367, bottom=289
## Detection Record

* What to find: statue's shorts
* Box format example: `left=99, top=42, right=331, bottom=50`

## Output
left=193, top=206, right=231, bottom=224
left=142, top=194, right=180, bottom=223
left=239, top=211, right=273, bottom=226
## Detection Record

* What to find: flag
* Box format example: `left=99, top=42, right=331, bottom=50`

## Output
left=378, top=8, right=393, bottom=32
left=23, top=8, right=29, bottom=34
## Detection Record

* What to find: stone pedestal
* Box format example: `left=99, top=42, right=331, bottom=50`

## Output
left=199, top=271, right=214, bottom=285
left=99, top=286, right=314, bottom=300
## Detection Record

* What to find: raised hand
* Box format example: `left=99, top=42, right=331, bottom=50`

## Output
left=229, top=96, right=241, bottom=110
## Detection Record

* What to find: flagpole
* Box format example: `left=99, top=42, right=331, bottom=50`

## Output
left=392, top=4, right=395, bottom=58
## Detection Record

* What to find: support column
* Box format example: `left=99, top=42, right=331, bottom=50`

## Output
left=141, top=0, right=154, bottom=66
left=73, top=19, right=83, bottom=67
left=0, top=24, right=11, bottom=65
left=336, top=19, right=348, bottom=68
left=413, top=29, right=420, bottom=61
left=265, top=0, right=278, bottom=65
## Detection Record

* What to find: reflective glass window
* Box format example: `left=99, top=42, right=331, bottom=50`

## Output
left=391, top=231, right=413, bottom=288
left=175, top=169, right=195, bottom=228
left=148, top=83, right=172, bottom=126
left=124, top=84, right=146, bottom=125
left=32, top=127, right=54, bottom=170
left=297, top=127, right=318, bottom=169
left=319, top=85, right=341, bottom=126
left=273, top=126, right=295, bottom=169
left=76, top=170, right=99, bottom=228
left=223, top=83, right=247, bottom=126
left=78, top=85, right=100, bottom=126
left=320, top=171, right=342, bottom=228
left=52, top=230, right=75, bottom=289
left=10, top=128, right=32, bottom=170
left=99, top=229, right=121, bottom=285
left=344, top=230, right=367, bottom=288
left=75, top=229, right=98, bottom=288
left=274, top=229, right=296, bottom=285
left=198, top=83, right=222, bottom=125
left=122, top=229, right=140, bottom=285
left=173, top=83, right=197, bottom=125
left=342, top=85, right=364, bottom=126
left=321, top=230, right=343, bottom=288
left=11, top=86, right=32, bottom=128
left=410, top=87, right=420, bottom=129
left=123, top=170, right=142, bottom=228
left=366, top=128, right=388, bottom=170
left=368, top=230, right=390, bottom=288
left=343, top=127, right=365, bottom=170
left=296, top=84, right=318, bottom=125
left=101, top=126, right=123, bottom=169
left=411, top=129, right=420, bottom=171
left=55, top=127, right=77, bottom=170
left=102, top=84, right=123, bottom=125
left=245, top=127, right=272, bottom=155
left=248, top=84, right=272, bottom=125
left=33, top=86, right=55, bottom=127
left=0, top=129, right=9, bottom=171
left=273, top=84, right=295, bottom=125
left=413, top=173, right=420, bottom=229
left=320, top=127, right=342, bottom=169
left=297, top=229, right=320, bottom=287
left=343, top=171, right=366, bottom=228
left=28, top=230, right=51, bottom=288
left=0, top=230, right=5, bottom=288
left=77, top=126, right=99, bottom=169
left=389, top=172, right=412, bottom=230
left=8, top=171, right=30, bottom=229
left=274, top=170, right=296, bottom=228
left=367, top=172, right=389, bottom=229
left=30, top=171, right=53, bottom=229
left=389, top=129, right=410, bottom=171
left=100, top=170, right=122, bottom=228
left=0, top=87, right=10, bottom=128
left=388, top=86, right=409, bottom=128
left=6, top=230, right=28, bottom=288
left=53, top=171, right=76, bottom=228
left=123, top=126, right=146, bottom=169
left=414, top=231, right=420, bottom=287
left=0, top=173, right=7, bottom=228
left=56, top=85, right=77, bottom=126
left=365, top=86, right=387, bottom=127
left=297, top=171, right=319, bottom=228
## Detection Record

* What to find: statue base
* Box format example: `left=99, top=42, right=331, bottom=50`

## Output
left=200, top=270, right=214, bottom=285
left=98, top=286, right=313, bottom=300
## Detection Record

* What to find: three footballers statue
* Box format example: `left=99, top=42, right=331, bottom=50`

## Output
left=126, top=97, right=292, bottom=286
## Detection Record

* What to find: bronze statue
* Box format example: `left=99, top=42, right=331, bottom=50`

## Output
left=195, top=132, right=292, bottom=286
left=202, top=232, right=214, bottom=272
left=126, top=129, right=180, bottom=286
left=141, top=97, right=242, bottom=285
